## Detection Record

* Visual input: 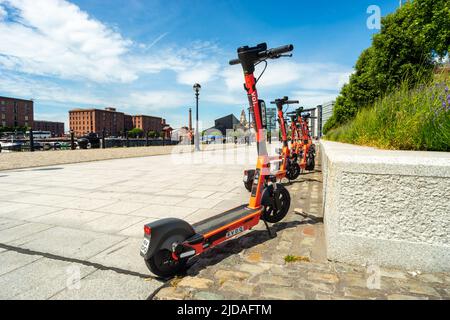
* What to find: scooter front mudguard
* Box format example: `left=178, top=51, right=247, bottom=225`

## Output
left=140, top=218, right=195, bottom=260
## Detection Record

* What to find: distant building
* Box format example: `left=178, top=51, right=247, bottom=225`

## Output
left=171, top=127, right=191, bottom=143
left=239, top=109, right=248, bottom=129
left=33, top=120, right=65, bottom=137
left=69, top=107, right=169, bottom=138
left=308, top=106, right=322, bottom=138
left=69, top=107, right=125, bottom=137
left=321, top=101, right=335, bottom=134
left=0, top=96, right=34, bottom=128
left=161, top=119, right=173, bottom=140
left=212, top=114, right=244, bottom=135
left=132, top=115, right=163, bottom=134
left=124, top=114, right=133, bottom=132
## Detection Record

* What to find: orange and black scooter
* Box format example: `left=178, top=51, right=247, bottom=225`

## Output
left=289, top=107, right=316, bottom=172
left=140, top=43, right=294, bottom=277
left=243, top=96, right=301, bottom=191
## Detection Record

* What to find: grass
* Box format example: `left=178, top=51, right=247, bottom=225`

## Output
left=284, top=255, right=310, bottom=263
left=325, top=76, right=450, bottom=151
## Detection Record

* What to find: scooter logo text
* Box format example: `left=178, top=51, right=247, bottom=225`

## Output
left=226, top=226, right=245, bottom=238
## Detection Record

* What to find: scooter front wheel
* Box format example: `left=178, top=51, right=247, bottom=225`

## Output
left=262, top=184, right=291, bottom=223
left=145, top=249, right=188, bottom=278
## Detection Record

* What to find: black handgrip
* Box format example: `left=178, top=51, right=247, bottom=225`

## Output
left=270, top=99, right=299, bottom=105
left=229, top=58, right=240, bottom=66
left=262, top=44, right=294, bottom=59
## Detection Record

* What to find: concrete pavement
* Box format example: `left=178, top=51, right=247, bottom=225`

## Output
left=0, top=144, right=261, bottom=299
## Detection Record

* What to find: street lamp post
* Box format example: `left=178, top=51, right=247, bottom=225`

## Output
left=193, top=83, right=201, bottom=152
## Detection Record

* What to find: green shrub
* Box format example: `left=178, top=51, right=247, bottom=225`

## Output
left=325, top=78, right=450, bottom=151
left=324, top=0, right=449, bottom=132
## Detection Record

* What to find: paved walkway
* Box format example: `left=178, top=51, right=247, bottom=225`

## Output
left=155, top=158, right=450, bottom=300
left=0, top=144, right=258, bottom=299
left=0, top=143, right=231, bottom=171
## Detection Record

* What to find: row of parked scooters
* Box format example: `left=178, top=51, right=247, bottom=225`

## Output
left=243, top=97, right=316, bottom=192
left=140, top=42, right=316, bottom=278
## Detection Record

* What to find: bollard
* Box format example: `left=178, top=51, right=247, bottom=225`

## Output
left=102, top=128, right=106, bottom=149
left=146, top=131, right=149, bottom=147
left=70, top=131, right=75, bottom=150
left=30, top=129, right=34, bottom=152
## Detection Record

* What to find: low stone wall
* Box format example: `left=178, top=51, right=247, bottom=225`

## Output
left=0, top=143, right=246, bottom=171
left=320, top=140, right=450, bottom=272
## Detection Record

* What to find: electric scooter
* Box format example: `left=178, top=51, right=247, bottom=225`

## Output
left=243, top=97, right=301, bottom=191
left=298, top=109, right=317, bottom=171
left=140, top=43, right=294, bottom=278
left=288, top=107, right=316, bottom=172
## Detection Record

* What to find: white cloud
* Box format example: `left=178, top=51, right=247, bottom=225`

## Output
left=176, top=62, right=221, bottom=85
left=0, top=0, right=224, bottom=86
left=126, top=91, right=192, bottom=111
left=222, top=60, right=352, bottom=93
left=0, top=5, right=6, bottom=20
left=0, top=0, right=135, bottom=82
left=290, top=90, right=338, bottom=108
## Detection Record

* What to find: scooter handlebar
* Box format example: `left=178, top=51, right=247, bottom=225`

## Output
left=263, top=44, right=294, bottom=59
left=270, top=99, right=299, bottom=106
left=229, top=58, right=241, bottom=66
left=229, top=44, right=294, bottom=66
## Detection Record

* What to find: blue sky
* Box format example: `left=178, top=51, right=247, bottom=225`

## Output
left=0, top=0, right=399, bottom=130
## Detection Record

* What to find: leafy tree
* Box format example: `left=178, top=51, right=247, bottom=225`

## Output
left=128, top=128, right=144, bottom=138
left=324, top=0, right=449, bottom=133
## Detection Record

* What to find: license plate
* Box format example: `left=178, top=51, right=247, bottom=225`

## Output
left=226, top=226, right=245, bottom=238
left=140, top=238, right=150, bottom=255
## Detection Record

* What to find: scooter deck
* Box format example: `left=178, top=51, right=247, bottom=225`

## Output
left=193, top=205, right=261, bottom=235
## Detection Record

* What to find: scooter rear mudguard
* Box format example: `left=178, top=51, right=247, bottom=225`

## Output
left=141, top=218, right=195, bottom=260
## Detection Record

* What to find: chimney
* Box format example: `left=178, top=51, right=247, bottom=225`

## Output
left=189, top=108, right=192, bottom=131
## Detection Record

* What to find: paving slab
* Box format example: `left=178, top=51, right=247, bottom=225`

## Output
left=28, top=209, right=107, bottom=228
left=80, top=214, right=146, bottom=235
left=88, top=238, right=150, bottom=275
left=0, top=250, right=42, bottom=276
left=0, top=255, right=96, bottom=300
left=50, top=269, right=161, bottom=300
left=0, top=222, right=53, bottom=243
left=8, top=226, right=126, bottom=260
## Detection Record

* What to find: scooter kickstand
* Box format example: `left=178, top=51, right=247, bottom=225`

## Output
left=263, top=220, right=276, bottom=239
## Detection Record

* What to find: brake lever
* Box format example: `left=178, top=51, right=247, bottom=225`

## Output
left=270, top=54, right=293, bottom=59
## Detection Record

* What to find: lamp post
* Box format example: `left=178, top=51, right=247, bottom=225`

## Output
left=193, top=83, right=201, bottom=152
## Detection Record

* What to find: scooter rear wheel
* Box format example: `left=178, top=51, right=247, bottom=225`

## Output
left=262, top=184, right=291, bottom=223
left=286, top=162, right=301, bottom=180
left=145, top=249, right=188, bottom=278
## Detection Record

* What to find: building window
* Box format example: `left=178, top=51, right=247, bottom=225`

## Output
left=1, top=113, right=4, bottom=119
left=25, top=116, right=29, bottom=121
left=1, top=121, right=6, bottom=127
left=0, top=101, right=4, bottom=105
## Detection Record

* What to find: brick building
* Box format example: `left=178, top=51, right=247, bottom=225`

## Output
left=124, top=114, right=133, bottom=133
left=69, top=107, right=126, bottom=137
left=69, top=107, right=168, bottom=138
left=132, top=115, right=164, bottom=134
left=0, top=96, right=34, bottom=128
left=33, top=120, right=65, bottom=137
